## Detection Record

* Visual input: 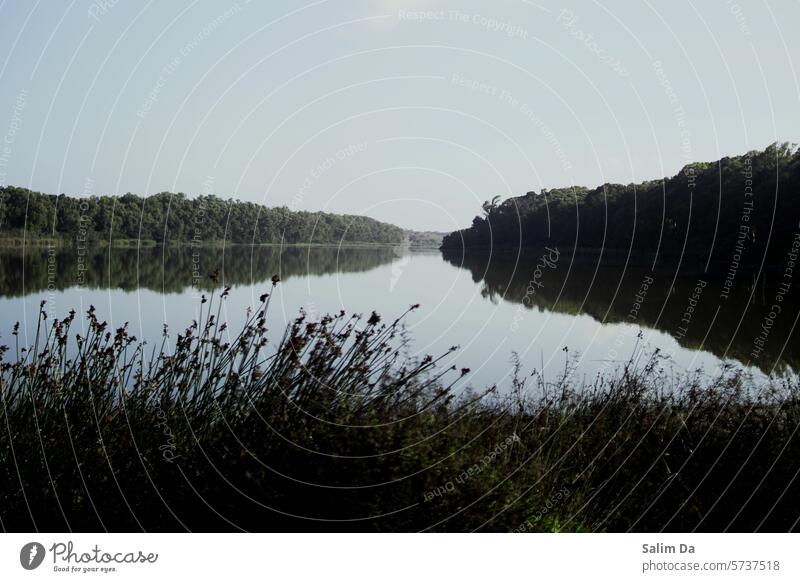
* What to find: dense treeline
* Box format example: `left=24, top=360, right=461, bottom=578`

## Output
left=407, top=230, right=446, bottom=249
left=442, top=143, right=800, bottom=267
left=0, top=188, right=406, bottom=245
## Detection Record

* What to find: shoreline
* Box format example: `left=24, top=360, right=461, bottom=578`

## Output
left=439, top=245, right=790, bottom=275
left=0, top=238, right=403, bottom=249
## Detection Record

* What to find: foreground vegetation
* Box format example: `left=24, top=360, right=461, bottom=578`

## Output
left=0, top=187, right=405, bottom=245
left=1, top=282, right=799, bottom=532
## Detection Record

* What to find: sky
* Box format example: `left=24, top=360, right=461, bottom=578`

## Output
left=0, top=0, right=798, bottom=231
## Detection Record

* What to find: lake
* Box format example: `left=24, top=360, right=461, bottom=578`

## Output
left=0, top=244, right=796, bottom=390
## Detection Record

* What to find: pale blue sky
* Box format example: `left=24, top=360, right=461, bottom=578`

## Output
left=0, top=0, right=798, bottom=230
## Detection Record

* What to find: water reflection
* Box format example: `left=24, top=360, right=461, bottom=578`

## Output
left=0, top=245, right=795, bottom=382
left=441, top=248, right=798, bottom=376
left=0, top=245, right=398, bottom=295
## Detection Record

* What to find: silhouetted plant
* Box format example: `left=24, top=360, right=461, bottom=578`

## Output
left=1, top=279, right=799, bottom=532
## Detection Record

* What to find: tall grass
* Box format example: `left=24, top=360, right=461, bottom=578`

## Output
left=1, top=278, right=799, bottom=532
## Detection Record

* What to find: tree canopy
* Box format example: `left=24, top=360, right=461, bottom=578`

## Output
left=0, top=188, right=406, bottom=246
left=442, top=143, right=800, bottom=267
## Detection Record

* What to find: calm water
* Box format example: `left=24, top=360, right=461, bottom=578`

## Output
left=0, top=245, right=796, bottom=389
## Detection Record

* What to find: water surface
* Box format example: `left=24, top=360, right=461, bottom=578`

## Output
left=0, top=245, right=795, bottom=389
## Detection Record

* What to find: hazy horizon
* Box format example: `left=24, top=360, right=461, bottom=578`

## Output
left=1, top=1, right=798, bottom=231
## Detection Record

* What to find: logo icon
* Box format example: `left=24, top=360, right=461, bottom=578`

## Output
left=390, top=255, right=411, bottom=292
left=20, top=542, right=46, bottom=570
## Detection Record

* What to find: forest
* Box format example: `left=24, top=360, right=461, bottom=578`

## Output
left=0, top=187, right=406, bottom=245
left=442, top=143, right=800, bottom=268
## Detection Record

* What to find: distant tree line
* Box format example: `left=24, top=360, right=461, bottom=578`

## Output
left=442, top=143, right=800, bottom=267
left=407, top=230, right=446, bottom=249
left=0, top=188, right=406, bottom=245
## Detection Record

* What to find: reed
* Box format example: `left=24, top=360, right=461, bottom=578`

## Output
left=1, top=279, right=798, bottom=532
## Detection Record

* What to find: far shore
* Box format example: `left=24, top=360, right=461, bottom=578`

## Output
left=0, top=237, right=407, bottom=249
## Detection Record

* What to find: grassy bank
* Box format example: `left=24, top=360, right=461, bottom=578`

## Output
left=1, top=280, right=799, bottom=532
